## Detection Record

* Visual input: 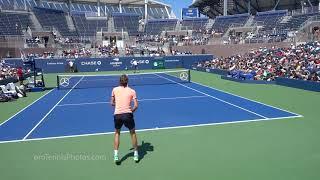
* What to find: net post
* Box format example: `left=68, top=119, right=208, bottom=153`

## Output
left=57, top=75, right=59, bottom=89
left=188, top=69, right=191, bottom=82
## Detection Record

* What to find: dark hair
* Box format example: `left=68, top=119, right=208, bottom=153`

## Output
left=119, top=74, right=128, bottom=87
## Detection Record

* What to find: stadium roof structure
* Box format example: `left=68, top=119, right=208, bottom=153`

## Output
left=46, top=0, right=171, bottom=7
left=191, top=0, right=320, bottom=17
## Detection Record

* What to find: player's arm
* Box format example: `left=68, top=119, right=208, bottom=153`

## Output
left=131, top=90, right=138, bottom=113
left=111, top=96, right=115, bottom=106
left=111, top=89, right=115, bottom=106
left=131, top=98, right=138, bottom=113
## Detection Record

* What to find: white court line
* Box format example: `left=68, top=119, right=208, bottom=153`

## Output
left=190, top=80, right=303, bottom=117
left=0, top=115, right=302, bottom=144
left=155, top=74, right=268, bottom=119
left=0, top=89, right=55, bottom=127
left=0, top=71, right=303, bottom=144
left=58, top=69, right=188, bottom=77
left=57, top=95, right=208, bottom=107
left=22, top=76, right=85, bottom=140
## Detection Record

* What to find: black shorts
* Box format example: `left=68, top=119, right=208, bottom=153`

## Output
left=18, top=77, right=24, bottom=81
left=114, top=113, right=135, bottom=130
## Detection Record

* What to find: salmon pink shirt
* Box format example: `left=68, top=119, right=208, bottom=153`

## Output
left=112, top=86, right=137, bottom=115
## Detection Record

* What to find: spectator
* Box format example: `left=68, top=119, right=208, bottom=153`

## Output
left=17, top=67, right=23, bottom=85
left=194, top=41, right=320, bottom=82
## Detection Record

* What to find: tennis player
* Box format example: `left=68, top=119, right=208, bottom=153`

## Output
left=111, top=74, right=139, bottom=163
left=132, top=59, right=138, bottom=73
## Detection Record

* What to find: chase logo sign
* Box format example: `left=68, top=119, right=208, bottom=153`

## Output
left=81, top=61, right=102, bottom=66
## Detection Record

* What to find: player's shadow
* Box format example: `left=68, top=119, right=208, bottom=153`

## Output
left=117, top=141, right=154, bottom=165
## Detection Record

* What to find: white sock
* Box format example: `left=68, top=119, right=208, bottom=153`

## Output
left=114, top=150, right=118, bottom=155
left=134, top=150, right=138, bottom=156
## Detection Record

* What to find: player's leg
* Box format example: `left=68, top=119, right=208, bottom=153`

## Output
left=129, top=129, right=139, bottom=162
left=124, top=113, right=139, bottom=162
left=129, top=129, right=138, bottom=150
left=113, top=129, right=121, bottom=162
left=113, top=115, right=123, bottom=163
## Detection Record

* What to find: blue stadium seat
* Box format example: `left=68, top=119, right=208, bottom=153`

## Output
left=145, top=19, right=178, bottom=35
left=72, top=13, right=107, bottom=37
left=0, top=12, right=34, bottom=35
left=253, top=10, right=287, bottom=31
left=112, top=12, right=140, bottom=36
left=33, top=7, right=78, bottom=37
left=181, top=17, right=208, bottom=31
left=212, top=13, right=249, bottom=33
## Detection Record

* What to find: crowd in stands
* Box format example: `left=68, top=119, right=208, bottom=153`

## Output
left=62, top=48, right=92, bottom=58
left=135, top=32, right=212, bottom=47
left=0, top=61, right=39, bottom=102
left=0, top=62, right=32, bottom=81
left=98, top=45, right=119, bottom=57
left=23, top=52, right=55, bottom=59
left=0, top=64, right=28, bottom=102
left=195, top=42, right=320, bottom=82
left=171, top=49, right=193, bottom=55
left=125, top=44, right=166, bottom=57
left=180, top=36, right=210, bottom=46
left=0, top=62, right=19, bottom=81
left=54, top=37, right=90, bottom=44
left=135, top=35, right=167, bottom=45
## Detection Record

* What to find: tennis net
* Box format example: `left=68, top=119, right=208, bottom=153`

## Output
left=57, top=69, right=191, bottom=89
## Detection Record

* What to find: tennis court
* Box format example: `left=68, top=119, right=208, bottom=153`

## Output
left=1, top=69, right=318, bottom=180
left=0, top=70, right=301, bottom=143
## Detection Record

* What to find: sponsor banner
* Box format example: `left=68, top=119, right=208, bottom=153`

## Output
left=3, top=55, right=214, bottom=73
left=80, top=60, right=102, bottom=66
left=164, top=59, right=180, bottom=63
left=76, top=58, right=108, bottom=72
left=3, top=59, right=24, bottom=67
left=153, top=60, right=165, bottom=69
left=35, top=58, right=67, bottom=73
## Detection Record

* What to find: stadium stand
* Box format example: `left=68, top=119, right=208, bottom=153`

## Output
left=181, top=17, right=209, bottom=31
left=195, top=42, right=320, bottom=82
left=145, top=19, right=178, bottom=35
left=72, top=13, right=107, bottom=37
left=147, top=6, right=169, bottom=19
left=253, top=10, right=287, bottom=32
left=0, top=12, right=33, bottom=35
left=0, top=0, right=14, bottom=10
left=33, top=7, right=78, bottom=37
left=122, top=6, right=143, bottom=16
left=112, top=12, right=140, bottom=36
left=211, top=13, right=249, bottom=33
left=279, top=12, right=319, bottom=31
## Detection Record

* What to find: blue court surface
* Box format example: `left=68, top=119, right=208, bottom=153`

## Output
left=0, top=71, right=302, bottom=143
